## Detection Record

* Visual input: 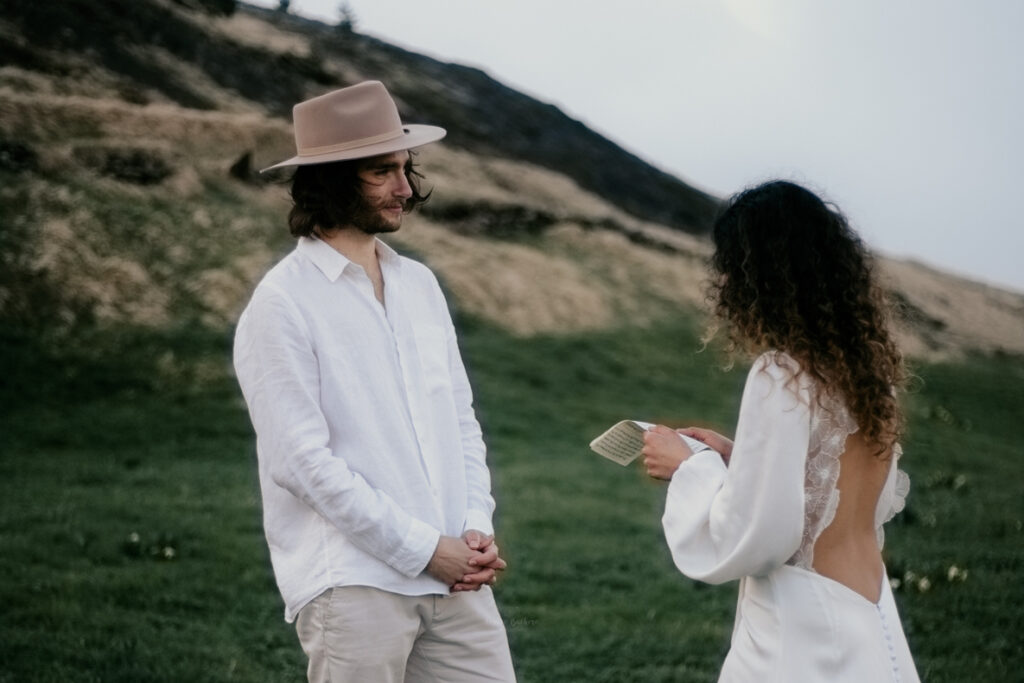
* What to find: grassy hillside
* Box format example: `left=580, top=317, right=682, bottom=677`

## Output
left=1, top=312, right=1022, bottom=682
left=0, top=0, right=718, bottom=232
left=3, top=0, right=1023, bottom=356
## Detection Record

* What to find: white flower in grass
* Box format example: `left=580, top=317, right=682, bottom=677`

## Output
left=947, top=565, right=968, bottom=582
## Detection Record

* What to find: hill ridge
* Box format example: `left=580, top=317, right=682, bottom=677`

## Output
left=1, top=0, right=1022, bottom=359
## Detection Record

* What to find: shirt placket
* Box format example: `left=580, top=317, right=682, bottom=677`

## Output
left=343, top=265, right=436, bottom=495
left=380, top=266, right=445, bottom=511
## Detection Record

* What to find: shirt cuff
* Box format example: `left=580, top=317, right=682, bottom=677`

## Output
left=388, top=518, right=442, bottom=578
left=462, top=509, right=495, bottom=538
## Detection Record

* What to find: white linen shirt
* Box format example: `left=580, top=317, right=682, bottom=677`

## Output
left=233, top=236, right=495, bottom=622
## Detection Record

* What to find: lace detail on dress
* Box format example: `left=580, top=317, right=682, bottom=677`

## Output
left=875, top=444, right=911, bottom=549
left=788, top=388, right=858, bottom=570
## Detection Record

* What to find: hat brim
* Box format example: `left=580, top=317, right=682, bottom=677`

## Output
left=259, top=124, right=447, bottom=173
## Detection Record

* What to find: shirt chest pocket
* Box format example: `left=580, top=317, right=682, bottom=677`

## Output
left=414, top=325, right=451, bottom=393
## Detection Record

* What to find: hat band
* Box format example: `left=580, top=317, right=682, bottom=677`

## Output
left=297, top=128, right=406, bottom=157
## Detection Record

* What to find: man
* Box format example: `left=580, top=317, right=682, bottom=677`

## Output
left=233, top=80, right=516, bottom=682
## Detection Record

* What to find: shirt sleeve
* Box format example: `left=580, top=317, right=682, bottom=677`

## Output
left=431, top=279, right=497, bottom=538
left=234, top=285, right=440, bottom=578
left=662, top=355, right=810, bottom=584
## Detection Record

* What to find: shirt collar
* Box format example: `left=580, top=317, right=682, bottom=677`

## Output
left=375, top=238, right=402, bottom=269
left=297, top=235, right=402, bottom=282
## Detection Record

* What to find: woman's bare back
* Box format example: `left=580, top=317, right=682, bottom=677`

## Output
left=811, top=432, right=893, bottom=602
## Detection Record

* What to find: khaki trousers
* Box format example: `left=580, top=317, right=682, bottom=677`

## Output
left=294, top=585, right=516, bottom=683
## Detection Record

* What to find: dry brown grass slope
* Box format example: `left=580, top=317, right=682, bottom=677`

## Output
left=1, top=0, right=1021, bottom=360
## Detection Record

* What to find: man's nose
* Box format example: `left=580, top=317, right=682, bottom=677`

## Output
left=394, top=173, right=413, bottom=198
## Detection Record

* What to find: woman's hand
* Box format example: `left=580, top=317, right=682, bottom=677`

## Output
left=677, top=426, right=734, bottom=465
left=642, top=424, right=693, bottom=480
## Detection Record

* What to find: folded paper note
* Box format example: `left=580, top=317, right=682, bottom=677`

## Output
left=589, top=420, right=716, bottom=466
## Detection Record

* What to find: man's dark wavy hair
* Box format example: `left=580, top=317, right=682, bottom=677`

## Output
left=286, top=152, right=430, bottom=237
left=709, top=180, right=907, bottom=454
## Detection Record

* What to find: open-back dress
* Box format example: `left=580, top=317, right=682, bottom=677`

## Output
left=663, top=352, right=919, bottom=682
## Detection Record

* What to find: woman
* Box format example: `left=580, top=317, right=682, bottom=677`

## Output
left=642, top=180, right=919, bottom=682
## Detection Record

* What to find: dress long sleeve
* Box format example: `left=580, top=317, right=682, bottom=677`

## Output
left=663, top=355, right=811, bottom=584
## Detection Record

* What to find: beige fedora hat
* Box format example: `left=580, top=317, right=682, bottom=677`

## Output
left=260, top=80, right=446, bottom=172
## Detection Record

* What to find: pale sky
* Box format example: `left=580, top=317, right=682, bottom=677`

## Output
left=250, top=0, right=1024, bottom=293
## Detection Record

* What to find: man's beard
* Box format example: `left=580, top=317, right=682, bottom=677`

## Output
left=350, top=196, right=406, bottom=235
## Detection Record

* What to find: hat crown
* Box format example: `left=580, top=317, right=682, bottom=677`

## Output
left=293, top=81, right=404, bottom=155
left=259, top=80, right=445, bottom=172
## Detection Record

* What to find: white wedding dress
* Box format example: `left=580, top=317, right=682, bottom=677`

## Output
left=663, top=352, right=919, bottom=682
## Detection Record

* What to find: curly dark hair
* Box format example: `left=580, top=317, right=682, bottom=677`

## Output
left=287, top=152, right=430, bottom=237
left=709, top=180, right=906, bottom=454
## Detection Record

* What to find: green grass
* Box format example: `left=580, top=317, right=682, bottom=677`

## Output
left=881, top=354, right=1024, bottom=681
left=1, top=318, right=1021, bottom=681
